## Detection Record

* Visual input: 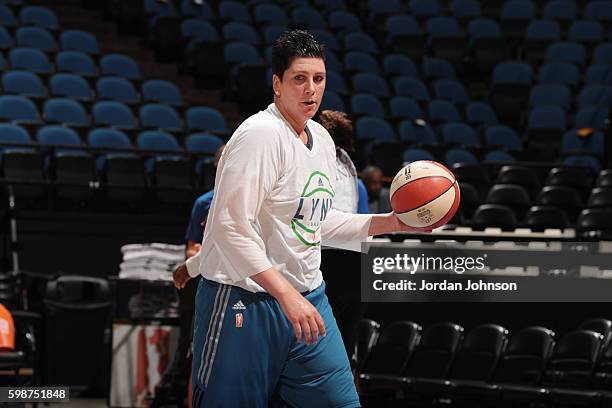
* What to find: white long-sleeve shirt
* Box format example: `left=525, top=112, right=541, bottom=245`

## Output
left=186, top=103, right=373, bottom=293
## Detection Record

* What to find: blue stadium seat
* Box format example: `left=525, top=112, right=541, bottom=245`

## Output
left=185, top=133, right=224, bottom=154
left=403, top=148, right=435, bottom=162
left=0, top=95, right=40, bottom=123
left=88, top=128, right=132, bottom=150
left=254, top=4, right=288, bottom=27
left=409, top=0, right=442, bottom=21
left=441, top=123, right=479, bottom=147
left=324, top=50, right=343, bottom=72
left=96, top=77, right=140, bottom=105
left=561, top=129, right=604, bottom=157
left=528, top=84, right=571, bottom=111
left=524, top=20, right=561, bottom=65
left=218, top=1, right=251, bottom=24
left=527, top=106, right=567, bottom=147
left=578, top=85, right=612, bottom=108
left=344, top=52, right=380, bottom=74
left=545, top=41, right=586, bottom=66
left=484, top=125, right=521, bottom=150
left=292, top=7, right=326, bottom=30
left=181, top=19, right=219, bottom=50
left=2, top=70, right=46, bottom=98
left=450, top=0, right=481, bottom=21
left=568, top=20, right=604, bottom=47
left=139, top=104, right=183, bottom=132
left=60, top=30, right=100, bottom=55
left=389, top=97, right=426, bottom=121
left=350, top=94, right=385, bottom=118
left=398, top=121, right=437, bottom=145
left=262, top=26, right=287, bottom=46
left=49, top=74, right=93, bottom=101
left=383, top=14, right=423, bottom=59
left=467, top=18, right=507, bottom=70
left=15, top=27, right=57, bottom=52
left=311, top=30, right=340, bottom=52
left=181, top=0, right=214, bottom=20
left=92, top=101, right=138, bottom=129
left=584, top=1, right=612, bottom=29
left=575, top=106, right=610, bottom=130
left=352, top=73, right=390, bottom=98
left=9, top=48, right=52, bottom=74
left=313, top=0, right=346, bottom=12
left=326, top=71, right=347, bottom=93
left=320, top=91, right=345, bottom=111
left=142, top=80, right=183, bottom=107
left=222, top=22, right=260, bottom=46
left=137, top=130, right=181, bottom=153
left=186, top=106, right=228, bottom=134
left=367, top=0, right=402, bottom=24
left=426, top=16, right=464, bottom=66
left=491, top=61, right=533, bottom=122
left=428, top=100, right=462, bottom=124
left=0, top=4, right=17, bottom=27
left=446, top=148, right=478, bottom=166
left=344, top=32, right=379, bottom=54
left=465, top=101, right=498, bottom=127
left=37, top=125, right=82, bottom=148
left=383, top=54, right=419, bottom=78
left=500, top=0, right=535, bottom=39
left=224, top=42, right=264, bottom=66
left=20, top=6, right=59, bottom=30
left=593, top=43, right=612, bottom=65
left=328, top=10, right=362, bottom=34
left=100, top=54, right=142, bottom=80
left=421, top=57, right=456, bottom=80
left=564, top=155, right=601, bottom=172
left=542, top=0, right=576, bottom=25
left=0, top=26, right=13, bottom=50
left=43, top=98, right=88, bottom=127
left=586, top=64, right=612, bottom=85
left=538, top=62, right=580, bottom=89
left=0, top=123, right=32, bottom=148
left=485, top=150, right=515, bottom=162
left=393, top=77, right=430, bottom=101
left=355, top=117, right=395, bottom=141
left=55, top=51, right=98, bottom=78
left=433, top=79, right=469, bottom=104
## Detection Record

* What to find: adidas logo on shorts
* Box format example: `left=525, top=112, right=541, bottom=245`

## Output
left=232, top=300, right=246, bottom=310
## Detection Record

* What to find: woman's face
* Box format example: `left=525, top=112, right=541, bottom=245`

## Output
left=273, top=57, right=326, bottom=125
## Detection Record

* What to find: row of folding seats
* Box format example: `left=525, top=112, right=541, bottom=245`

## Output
left=358, top=317, right=612, bottom=406
left=0, top=48, right=142, bottom=79
left=0, top=126, right=224, bottom=207
left=0, top=26, right=100, bottom=54
left=0, top=71, right=184, bottom=106
left=359, top=0, right=612, bottom=24
left=0, top=96, right=228, bottom=135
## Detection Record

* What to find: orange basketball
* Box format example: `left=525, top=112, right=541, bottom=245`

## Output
left=390, top=161, right=460, bottom=230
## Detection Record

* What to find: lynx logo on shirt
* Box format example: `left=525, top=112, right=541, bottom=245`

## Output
left=291, top=171, right=335, bottom=247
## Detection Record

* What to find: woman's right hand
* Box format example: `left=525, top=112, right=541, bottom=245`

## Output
left=173, top=263, right=192, bottom=289
left=277, top=290, right=326, bottom=345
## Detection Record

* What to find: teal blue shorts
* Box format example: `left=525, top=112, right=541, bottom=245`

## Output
left=191, top=278, right=360, bottom=408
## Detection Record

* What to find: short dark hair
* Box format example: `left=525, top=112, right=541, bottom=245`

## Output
left=272, top=29, right=325, bottom=80
left=318, top=110, right=355, bottom=153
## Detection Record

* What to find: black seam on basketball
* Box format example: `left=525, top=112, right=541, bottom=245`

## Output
left=390, top=175, right=453, bottom=202
left=396, top=180, right=456, bottom=215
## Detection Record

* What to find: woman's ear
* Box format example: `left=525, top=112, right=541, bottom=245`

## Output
left=272, top=74, right=281, bottom=96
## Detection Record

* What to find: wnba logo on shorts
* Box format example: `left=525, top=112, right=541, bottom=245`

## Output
left=235, top=313, right=243, bottom=328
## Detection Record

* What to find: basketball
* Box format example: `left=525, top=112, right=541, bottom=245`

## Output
left=389, top=161, right=460, bottom=230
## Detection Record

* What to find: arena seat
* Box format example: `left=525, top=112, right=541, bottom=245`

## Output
left=49, top=74, right=93, bottom=101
